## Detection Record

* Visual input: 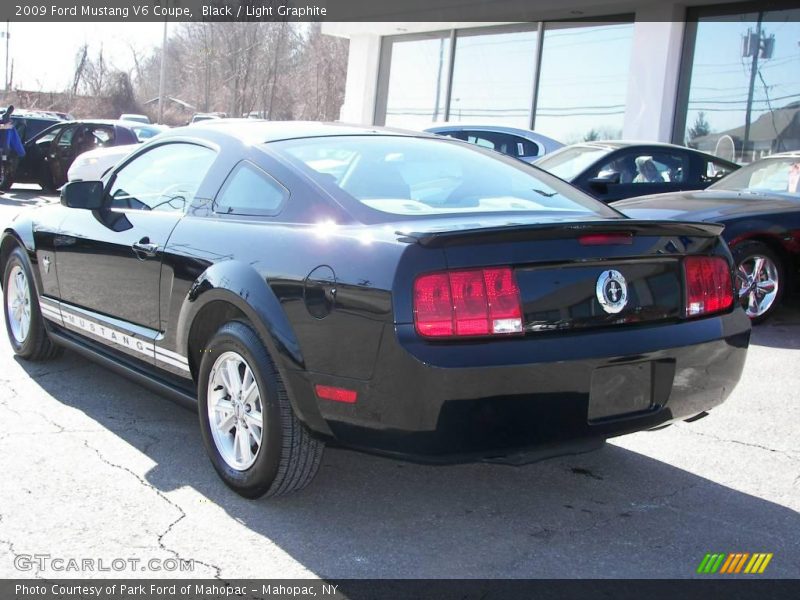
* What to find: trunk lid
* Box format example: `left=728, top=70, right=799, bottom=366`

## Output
left=400, top=219, right=727, bottom=332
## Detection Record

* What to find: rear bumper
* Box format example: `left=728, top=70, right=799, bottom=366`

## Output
left=288, top=309, right=750, bottom=463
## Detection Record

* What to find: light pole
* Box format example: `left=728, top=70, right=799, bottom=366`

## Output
left=157, top=3, right=168, bottom=124
left=1, top=22, right=9, bottom=93
left=742, top=15, right=762, bottom=162
left=741, top=14, right=774, bottom=162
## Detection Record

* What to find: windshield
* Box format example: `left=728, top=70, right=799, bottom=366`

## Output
left=270, top=136, right=618, bottom=219
left=710, top=157, right=800, bottom=196
left=132, top=125, right=165, bottom=142
left=535, top=145, right=612, bottom=181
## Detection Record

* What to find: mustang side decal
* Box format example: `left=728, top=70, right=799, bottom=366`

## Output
left=38, top=297, right=190, bottom=372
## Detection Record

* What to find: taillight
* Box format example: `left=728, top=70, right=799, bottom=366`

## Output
left=414, top=267, right=523, bottom=338
left=684, top=256, right=734, bottom=317
left=315, top=385, right=357, bottom=404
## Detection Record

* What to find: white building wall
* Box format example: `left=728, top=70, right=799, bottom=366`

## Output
left=338, top=34, right=382, bottom=124
left=622, top=4, right=687, bottom=141
left=325, top=5, right=691, bottom=142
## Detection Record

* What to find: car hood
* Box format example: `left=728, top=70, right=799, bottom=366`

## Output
left=612, top=189, right=800, bottom=221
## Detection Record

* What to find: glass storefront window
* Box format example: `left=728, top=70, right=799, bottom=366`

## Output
left=381, top=34, right=451, bottom=128
left=448, top=28, right=538, bottom=128
left=534, top=22, right=634, bottom=144
left=679, top=8, right=800, bottom=163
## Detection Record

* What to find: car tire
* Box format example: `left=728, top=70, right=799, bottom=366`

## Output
left=197, top=320, right=324, bottom=498
left=3, top=247, right=63, bottom=360
left=0, top=161, right=14, bottom=191
left=38, top=166, right=57, bottom=194
left=732, top=241, right=784, bottom=324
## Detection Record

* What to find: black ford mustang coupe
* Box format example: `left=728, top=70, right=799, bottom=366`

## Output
left=1, top=121, right=750, bottom=498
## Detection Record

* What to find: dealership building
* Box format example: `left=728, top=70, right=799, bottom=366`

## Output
left=323, top=0, right=799, bottom=161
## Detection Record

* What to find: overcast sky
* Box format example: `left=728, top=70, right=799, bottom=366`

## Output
left=5, top=22, right=165, bottom=92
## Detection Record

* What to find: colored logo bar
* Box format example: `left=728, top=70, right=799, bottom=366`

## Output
left=697, top=553, right=773, bottom=574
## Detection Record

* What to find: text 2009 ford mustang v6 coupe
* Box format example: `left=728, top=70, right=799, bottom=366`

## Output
left=1, top=121, right=750, bottom=498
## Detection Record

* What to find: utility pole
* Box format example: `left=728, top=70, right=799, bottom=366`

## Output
left=432, top=37, right=444, bottom=122
left=2, top=22, right=9, bottom=93
left=157, top=4, right=168, bottom=124
left=742, top=14, right=763, bottom=163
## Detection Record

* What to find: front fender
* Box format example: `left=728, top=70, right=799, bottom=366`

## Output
left=1, top=219, right=38, bottom=291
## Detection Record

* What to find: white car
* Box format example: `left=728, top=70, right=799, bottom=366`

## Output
left=67, top=125, right=168, bottom=182
left=119, top=113, right=150, bottom=124
left=67, top=144, right=139, bottom=182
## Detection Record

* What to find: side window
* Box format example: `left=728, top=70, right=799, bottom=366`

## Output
left=463, top=131, right=539, bottom=159
left=108, top=143, right=216, bottom=213
left=36, top=125, right=64, bottom=145
left=438, top=131, right=469, bottom=142
left=55, top=126, right=75, bottom=147
left=703, top=159, right=736, bottom=183
left=466, top=134, right=496, bottom=150
left=594, top=152, right=689, bottom=185
left=89, top=126, right=115, bottom=147
left=214, top=161, right=288, bottom=216
left=510, top=135, right=540, bottom=159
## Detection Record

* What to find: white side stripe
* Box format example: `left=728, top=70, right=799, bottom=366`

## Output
left=40, top=299, right=190, bottom=372
left=39, top=305, right=61, bottom=319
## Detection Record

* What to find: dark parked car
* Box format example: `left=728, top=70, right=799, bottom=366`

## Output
left=6, top=119, right=139, bottom=192
left=425, top=124, right=564, bottom=163
left=614, top=152, right=800, bottom=323
left=536, top=141, right=740, bottom=203
left=11, top=110, right=63, bottom=142
left=1, top=122, right=750, bottom=498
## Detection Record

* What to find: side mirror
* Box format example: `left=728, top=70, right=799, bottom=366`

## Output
left=61, top=180, right=104, bottom=210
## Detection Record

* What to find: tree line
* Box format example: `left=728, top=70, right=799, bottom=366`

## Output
left=66, top=22, right=348, bottom=124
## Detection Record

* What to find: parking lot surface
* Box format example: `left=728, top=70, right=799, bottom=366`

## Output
left=0, top=190, right=798, bottom=579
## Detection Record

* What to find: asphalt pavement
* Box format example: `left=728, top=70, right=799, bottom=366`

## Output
left=0, top=189, right=797, bottom=579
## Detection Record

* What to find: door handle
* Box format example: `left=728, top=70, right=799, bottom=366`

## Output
left=132, top=238, right=158, bottom=258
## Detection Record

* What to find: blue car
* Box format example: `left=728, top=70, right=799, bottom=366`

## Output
left=425, top=124, right=564, bottom=163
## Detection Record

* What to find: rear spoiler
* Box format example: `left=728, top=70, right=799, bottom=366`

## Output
left=400, top=220, right=725, bottom=248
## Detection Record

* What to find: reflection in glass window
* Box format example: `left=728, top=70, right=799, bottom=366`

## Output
left=275, top=136, right=619, bottom=219
left=383, top=34, right=451, bottom=128
left=109, top=143, right=216, bottom=212
left=215, top=161, right=287, bottom=216
left=534, top=22, right=634, bottom=144
left=680, top=9, right=800, bottom=164
left=711, top=157, right=800, bottom=195
left=595, top=152, right=690, bottom=184
left=449, top=28, right=538, bottom=128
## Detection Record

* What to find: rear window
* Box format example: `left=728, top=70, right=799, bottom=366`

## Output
left=270, top=136, right=616, bottom=218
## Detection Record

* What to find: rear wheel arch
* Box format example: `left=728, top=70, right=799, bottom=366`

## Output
left=186, top=299, right=248, bottom=379
left=178, top=267, right=304, bottom=374
left=178, top=265, right=328, bottom=436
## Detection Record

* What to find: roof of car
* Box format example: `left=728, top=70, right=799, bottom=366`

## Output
left=768, top=151, right=800, bottom=158
left=169, top=119, right=427, bottom=144
left=72, top=119, right=137, bottom=127
left=569, top=140, right=695, bottom=151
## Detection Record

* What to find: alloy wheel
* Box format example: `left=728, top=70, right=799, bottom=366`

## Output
left=6, top=265, right=31, bottom=343
left=207, top=351, right=264, bottom=470
left=736, top=254, right=779, bottom=319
